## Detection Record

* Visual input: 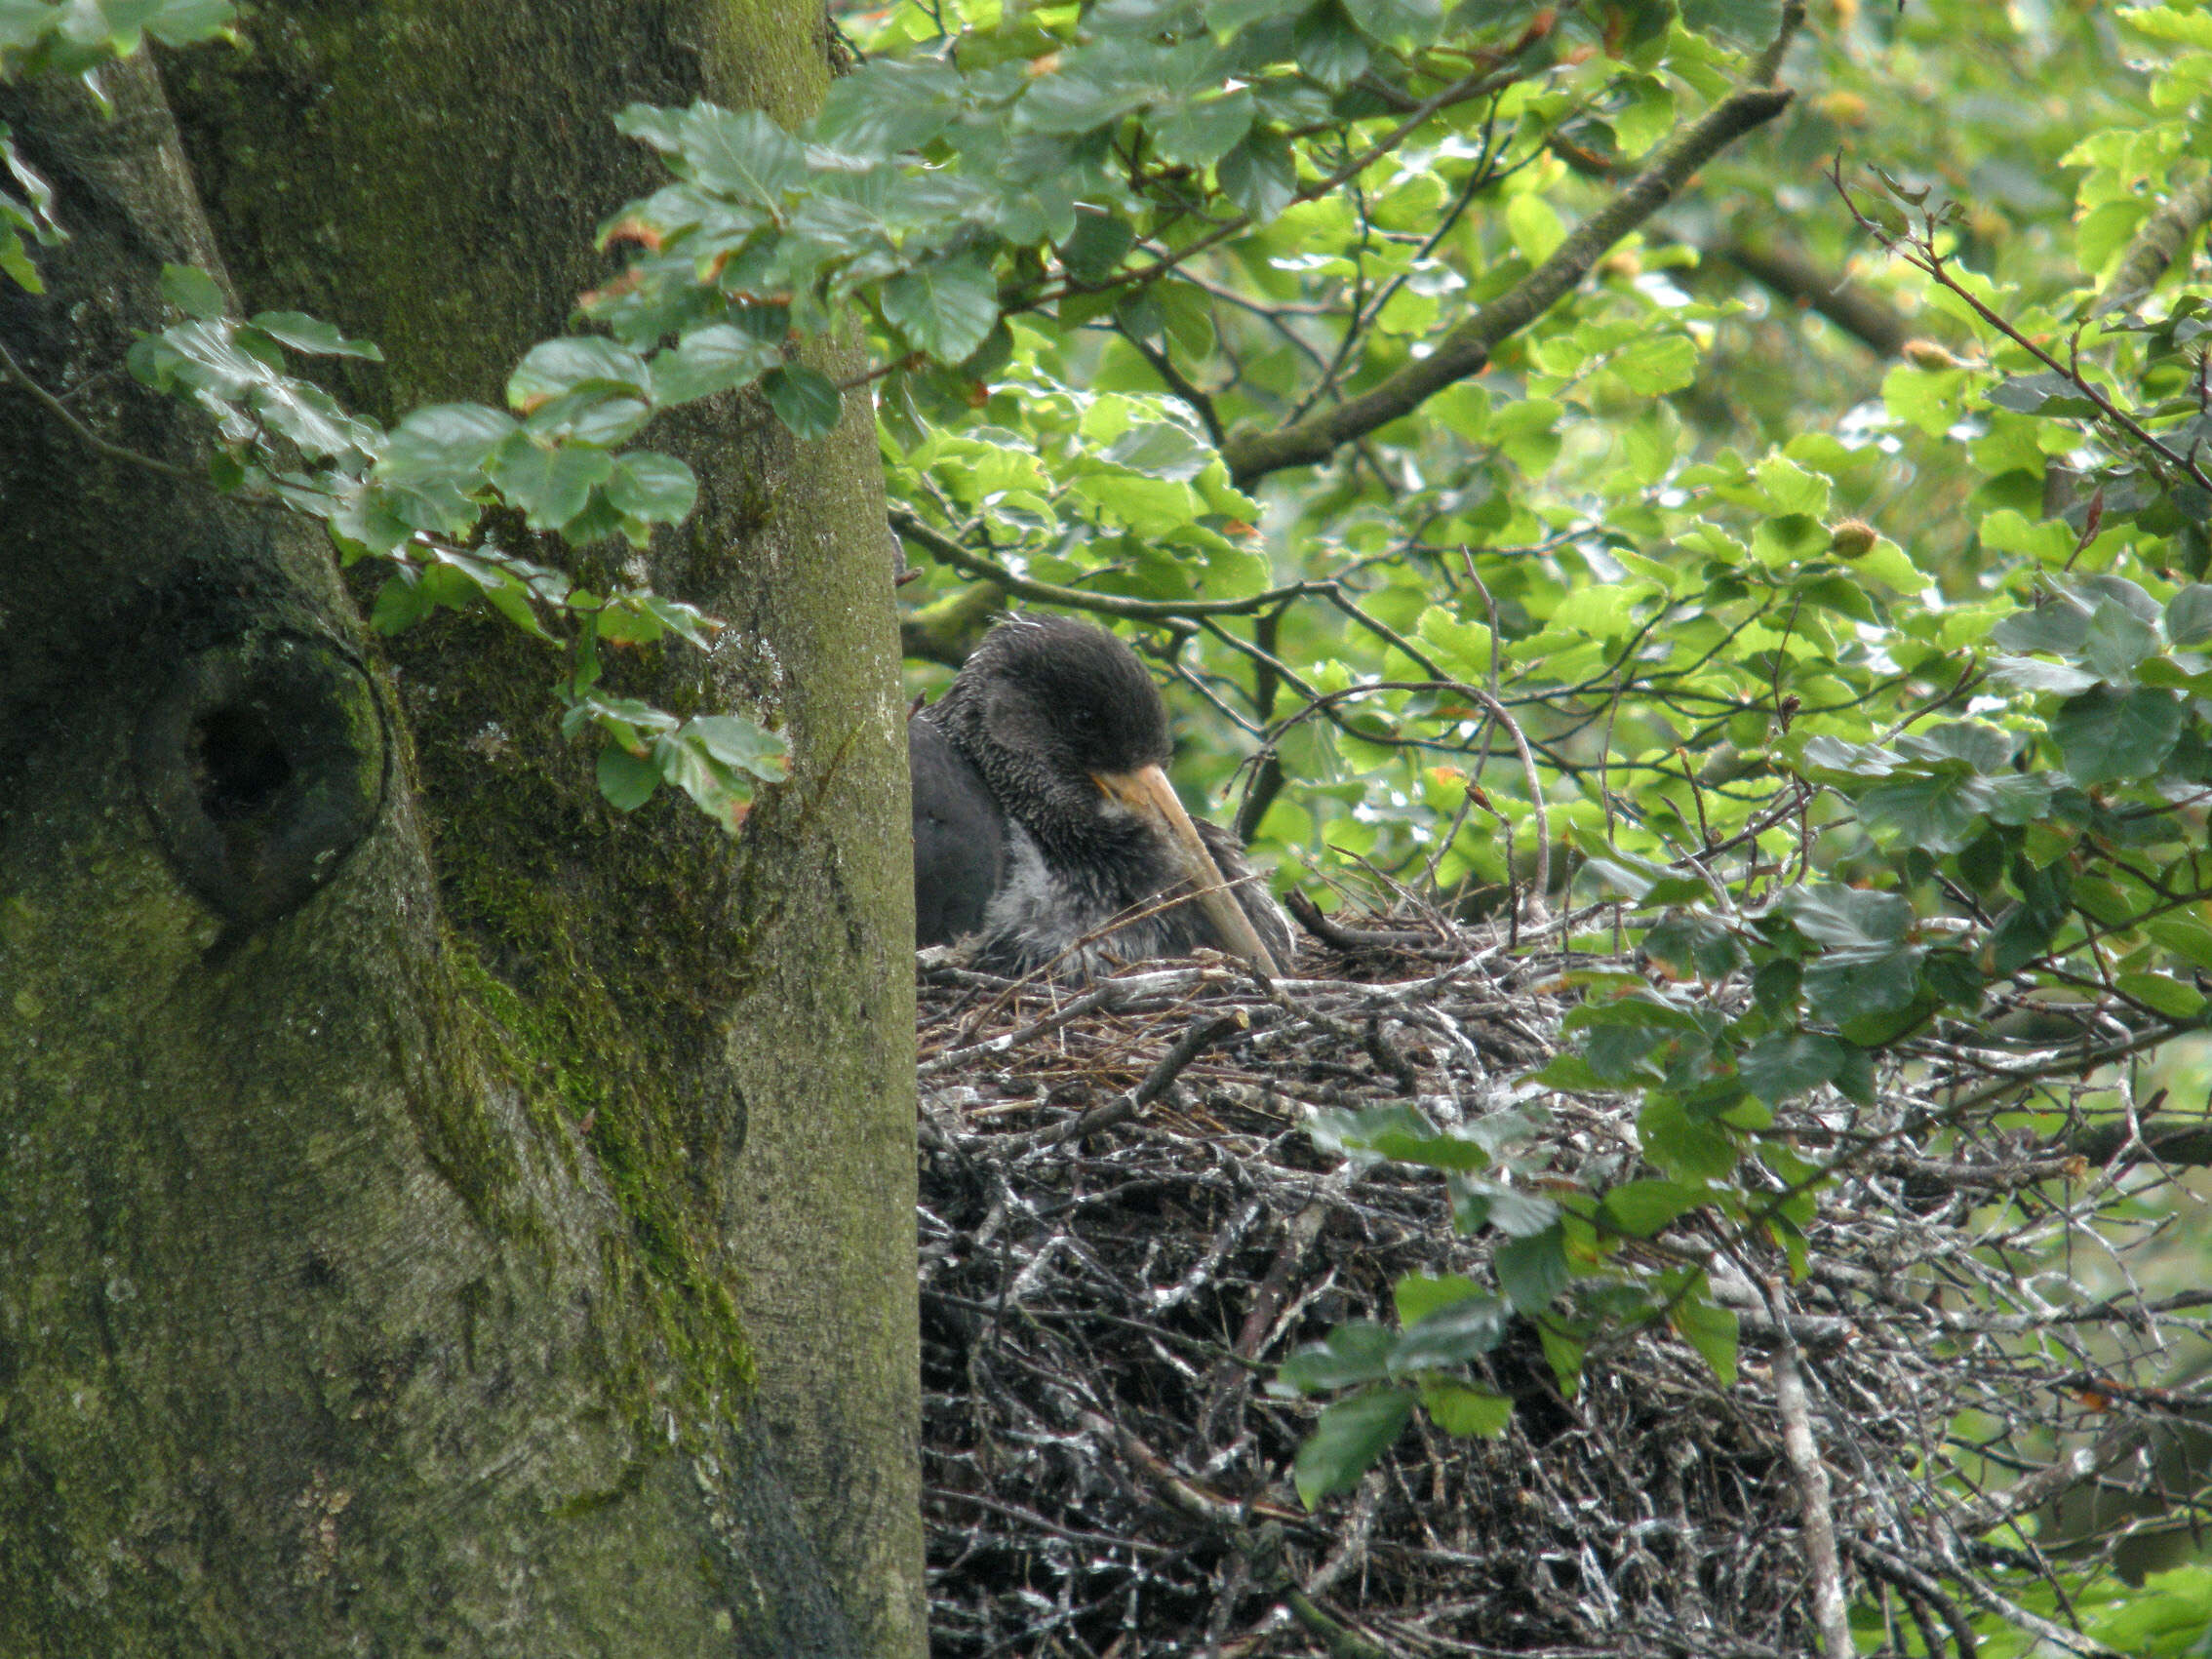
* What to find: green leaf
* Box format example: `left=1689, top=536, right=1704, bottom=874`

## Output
left=476, top=567, right=555, bottom=643
left=0, top=228, right=39, bottom=293
left=1391, top=1289, right=1510, bottom=1368
left=2123, top=5, right=2212, bottom=48
left=651, top=325, right=781, bottom=404
left=1882, top=360, right=1966, bottom=435
left=1018, top=56, right=1156, bottom=136
left=1417, top=1379, right=1512, bottom=1439
left=2166, top=584, right=2212, bottom=646
left=1992, top=599, right=2092, bottom=654
left=1341, top=0, right=1439, bottom=43
left=811, top=59, right=962, bottom=156
left=1154, top=87, right=1255, bottom=167
left=2081, top=596, right=2158, bottom=681
left=1279, top=1322, right=1396, bottom=1392
left=882, top=255, right=1000, bottom=365
left=682, top=713, right=787, bottom=780
left=1669, top=1284, right=1739, bottom=1386
left=1292, top=0, right=1369, bottom=89
left=605, top=451, right=699, bottom=525
left=489, top=439, right=616, bottom=531
left=1985, top=654, right=2102, bottom=695
left=1309, top=1103, right=1489, bottom=1170
left=682, top=105, right=808, bottom=205
left=1642, top=911, right=1749, bottom=979
left=1987, top=863, right=2072, bottom=975
left=1392, top=1273, right=1482, bottom=1327
left=1449, top=1175, right=1560, bottom=1238
left=1493, top=1221, right=1569, bottom=1313
left=1538, top=1323, right=1586, bottom=1398
left=1060, top=210, right=1136, bottom=284
left=1767, top=886, right=1913, bottom=948
left=1294, top=1387, right=1413, bottom=1507
left=508, top=337, right=651, bottom=410
left=1505, top=193, right=1564, bottom=264
left=1102, top=419, right=1213, bottom=481
left=1611, top=333, right=1699, bottom=396
left=1738, top=1034, right=1849, bottom=1104
left=1217, top=130, right=1295, bottom=222
left=2148, top=917, right=2212, bottom=971
left=381, top=402, right=518, bottom=485
left=1802, top=944, right=1926, bottom=1023
left=596, top=740, right=662, bottom=810
left=1680, top=0, right=1781, bottom=45
left=1599, top=1179, right=1705, bottom=1238
left=2114, top=971, right=2206, bottom=1019
left=1985, top=371, right=2103, bottom=417
left=1859, top=771, right=2022, bottom=854
left=598, top=599, right=667, bottom=647
left=1637, top=1096, right=1744, bottom=1181
left=1753, top=958, right=1802, bottom=1021
left=159, top=262, right=225, bottom=319
left=654, top=728, right=766, bottom=831
left=2078, top=573, right=2160, bottom=623
left=1756, top=454, right=1832, bottom=518
left=1910, top=720, right=2016, bottom=770
left=762, top=364, right=844, bottom=440
left=249, top=310, right=382, bottom=360
left=2051, top=685, right=2185, bottom=784
left=369, top=573, right=432, bottom=634
left=1610, top=75, right=1675, bottom=158
left=1205, top=0, right=1304, bottom=31
left=140, top=0, right=235, bottom=45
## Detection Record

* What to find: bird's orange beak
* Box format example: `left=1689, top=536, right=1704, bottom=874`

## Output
left=1092, top=764, right=1282, bottom=976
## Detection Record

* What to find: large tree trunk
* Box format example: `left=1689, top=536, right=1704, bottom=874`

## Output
left=0, top=3, right=920, bottom=1652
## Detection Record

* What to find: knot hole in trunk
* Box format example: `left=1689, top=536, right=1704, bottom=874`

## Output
left=135, top=632, right=388, bottom=930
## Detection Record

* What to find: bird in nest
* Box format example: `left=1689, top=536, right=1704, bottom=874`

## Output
left=911, top=615, right=1293, bottom=980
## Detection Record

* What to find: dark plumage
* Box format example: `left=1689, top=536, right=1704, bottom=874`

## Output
left=911, top=616, right=1293, bottom=979
left=910, top=713, right=1006, bottom=947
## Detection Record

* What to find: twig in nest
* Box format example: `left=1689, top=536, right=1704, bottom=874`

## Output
left=1848, top=1538, right=1978, bottom=1659
left=1764, top=1278, right=1853, bottom=1659
left=1018, top=1007, right=1253, bottom=1152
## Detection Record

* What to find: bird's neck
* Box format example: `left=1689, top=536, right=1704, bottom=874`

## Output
left=932, top=709, right=1165, bottom=888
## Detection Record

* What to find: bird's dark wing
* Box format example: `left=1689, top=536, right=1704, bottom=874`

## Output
left=911, top=713, right=1007, bottom=947
left=1195, top=818, right=1296, bottom=971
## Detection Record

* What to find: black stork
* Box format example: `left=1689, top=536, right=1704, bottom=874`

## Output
left=911, top=616, right=1293, bottom=979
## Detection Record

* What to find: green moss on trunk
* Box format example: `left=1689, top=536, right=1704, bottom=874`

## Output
left=161, top=1, right=922, bottom=1648
left=1, top=0, right=920, bottom=1649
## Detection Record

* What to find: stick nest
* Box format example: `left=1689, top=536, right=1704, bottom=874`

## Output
left=917, top=904, right=2201, bottom=1658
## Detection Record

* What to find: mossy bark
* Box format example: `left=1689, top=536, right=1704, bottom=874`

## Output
left=0, top=1, right=918, bottom=1652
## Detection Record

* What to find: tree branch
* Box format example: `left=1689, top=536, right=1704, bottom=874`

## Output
left=1219, top=78, right=1796, bottom=486
left=901, top=579, right=1005, bottom=667
left=1711, top=233, right=1910, bottom=357
left=1763, top=1280, right=1853, bottom=1659
left=2066, top=1114, right=2212, bottom=1170
left=0, top=336, right=198, bottom=482
left=2093, top=171, right=2212, bottom=317
left=890, top=505, right=1314, bottom=619
left=1118, top=321, right=1225, bottom=447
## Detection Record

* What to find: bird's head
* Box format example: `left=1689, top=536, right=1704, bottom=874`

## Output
left=934, top=615, right=1284, bottom=975
left=939, top=615, right=1173, bottom=839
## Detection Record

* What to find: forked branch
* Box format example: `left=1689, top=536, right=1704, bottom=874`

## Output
left=1220, top=9, right=1802, bottom=487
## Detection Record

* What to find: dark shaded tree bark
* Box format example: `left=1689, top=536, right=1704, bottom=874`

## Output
left=0, top=4, right=920, bottom=1653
